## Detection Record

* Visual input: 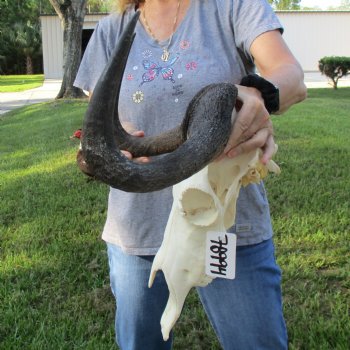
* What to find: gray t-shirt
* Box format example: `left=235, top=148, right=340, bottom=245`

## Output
left=74, top=0, right=283, bottom=255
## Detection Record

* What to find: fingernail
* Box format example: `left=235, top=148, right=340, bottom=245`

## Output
left=228, top=149, right=237, bottom=158
left=261, top=156, right=270, bottom=165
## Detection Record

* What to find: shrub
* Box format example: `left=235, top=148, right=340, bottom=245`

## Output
left=318, top=56, right=350, bottom=89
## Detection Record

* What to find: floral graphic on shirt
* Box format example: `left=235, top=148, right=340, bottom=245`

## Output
left=126, top=73, right=134, bottom=81
left=139, top=56, right=179, bottom=86
left=132, top=90, right=144, bottom=103
left=186, top=61, right=197, bottom=70
left=180, top=40, right=190, bottom=50
left=142, top=49, right=153, bottom=58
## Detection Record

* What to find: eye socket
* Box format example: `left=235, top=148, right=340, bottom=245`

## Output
left=208, top=165, right=240, bottom=194
left=180, top=189, right=218, bottom=227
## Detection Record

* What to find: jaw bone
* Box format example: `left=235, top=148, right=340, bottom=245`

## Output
left=148, top=147, right=280, bottom=341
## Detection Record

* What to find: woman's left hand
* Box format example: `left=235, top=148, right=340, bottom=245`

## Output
left=220, top=84, right=275, bottom=164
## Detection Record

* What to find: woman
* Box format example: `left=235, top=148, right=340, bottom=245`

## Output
left=74, top=0, right=306, bottom=349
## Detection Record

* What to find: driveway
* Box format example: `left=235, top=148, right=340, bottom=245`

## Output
left=0, top=79, right=61, bottom=115
left=0, top=73, right=349, bottom=115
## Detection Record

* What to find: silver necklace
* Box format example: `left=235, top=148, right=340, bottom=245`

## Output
left=142, top=0, right=181, bottom=62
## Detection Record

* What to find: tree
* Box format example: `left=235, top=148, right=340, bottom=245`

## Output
left=0, top=0, right=108, bottom=75
left=268, top=0, right=301, bottom=10
left=11, top=21, right=42, bottom=74
left=319, top=56, right=350, bottom=89
left=0, top=0, right=52, bottom=74
left=328, top=0, right=350, bottom=10
left=340, top=0, right=350, bottom=8
left=49, top=0, right=87, bottom=98
left=86, top=0, right=114, bottom=13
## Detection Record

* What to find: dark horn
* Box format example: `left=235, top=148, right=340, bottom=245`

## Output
left=82, top=11, right=184, bottom=158
left=81, top=11, right=237, bottom=192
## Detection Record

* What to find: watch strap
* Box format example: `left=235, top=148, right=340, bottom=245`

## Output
left=240, top=74, right=279, bottom=114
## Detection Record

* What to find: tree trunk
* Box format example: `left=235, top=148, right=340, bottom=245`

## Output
left=26, top=55, right=34, bottom=75
left=49, top=0, right=87, bottom=99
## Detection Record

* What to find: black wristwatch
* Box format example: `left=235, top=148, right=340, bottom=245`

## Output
left=240, top=74, right=279, bottom=114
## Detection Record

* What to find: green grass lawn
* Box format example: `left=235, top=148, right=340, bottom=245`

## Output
left=1, top=89, right=349, bottom=349
left=0, top=74, right=44, bottom=92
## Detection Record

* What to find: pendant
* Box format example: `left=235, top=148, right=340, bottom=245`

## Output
left=161, top=49, right=170, bottom=62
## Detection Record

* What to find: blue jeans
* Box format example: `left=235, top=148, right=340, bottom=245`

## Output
left=107, top=239, right=288, bottom=350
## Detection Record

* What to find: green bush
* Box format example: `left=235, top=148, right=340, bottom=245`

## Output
left=318, top=56, right=350, bottom=89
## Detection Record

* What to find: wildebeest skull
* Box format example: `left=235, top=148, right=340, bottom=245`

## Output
left=80, top=11, right=237, bottom=192
left=79, top=10, right=281, bottom=342
left=148, top=137, right=280, bottom=341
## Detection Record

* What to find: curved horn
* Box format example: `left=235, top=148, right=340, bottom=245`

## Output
left=82, top=11, right=238, bottom=192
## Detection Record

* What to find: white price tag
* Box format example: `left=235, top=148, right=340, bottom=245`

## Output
left=205, top=231, right=236, bottom=280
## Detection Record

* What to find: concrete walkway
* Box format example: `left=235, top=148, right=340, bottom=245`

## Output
left=0, top=79, right=62, bottom=115
left=304, top=71, right=350, bottom=89
left=0, top=73, right=349, bottom=115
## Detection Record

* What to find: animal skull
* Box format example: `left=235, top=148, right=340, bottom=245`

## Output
left=149, top=146, right=280, bottom=341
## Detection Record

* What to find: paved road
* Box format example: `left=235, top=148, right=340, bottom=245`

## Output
left=0, top=73, right=349, bottom=115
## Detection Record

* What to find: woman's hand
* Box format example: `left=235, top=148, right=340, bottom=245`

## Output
left=121, top=129, right=150, bottom=164
left=220, top=85, right=275, bottom=165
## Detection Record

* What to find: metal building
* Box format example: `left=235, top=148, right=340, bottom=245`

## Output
left=277, top=11, right=350, bottom=72
left=40, top=13, right=107, bottom=79
left=40, top=11, right=350, bottom=79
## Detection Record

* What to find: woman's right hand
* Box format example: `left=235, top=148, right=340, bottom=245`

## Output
left=217, top=84, right=274, bottom=164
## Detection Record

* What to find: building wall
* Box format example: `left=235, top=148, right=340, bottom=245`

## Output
left=277, top=11, right=350, bottom=71
left=40, top=16, right=63, bottom=79
left=40, top=14, right=107, bottom=79
left=40, top=11, right=350, bottom=79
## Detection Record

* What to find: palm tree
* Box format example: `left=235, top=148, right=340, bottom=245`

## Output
left=11, top=21, right=41, bottom=75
